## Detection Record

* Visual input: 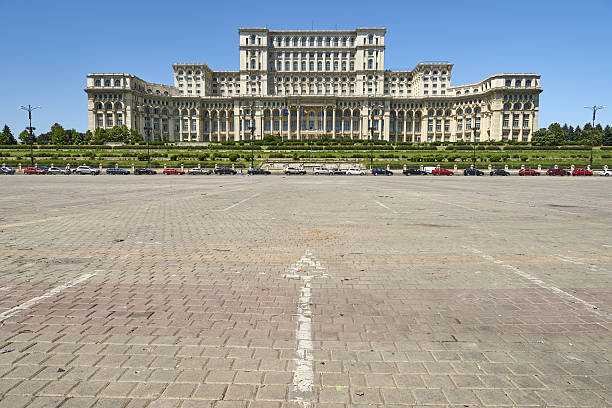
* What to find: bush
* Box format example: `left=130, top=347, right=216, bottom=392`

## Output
left=229, top=153, right=239, bottom=162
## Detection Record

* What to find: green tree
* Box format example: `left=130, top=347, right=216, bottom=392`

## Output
left=50, top=123, right=69, bottom=145
left=603, top=125, right=612, bottom=146
left=2, top=125, right=17, bottom=145
left=83, top=130, right=93, bottom=144
left=92, top=127, right=107, bottom=144
left=0, top=132, right=8, bottom=145
left=19, top=129, right=35, bottom=144
left=547, top=123, right=567, bottom=145
left=129, top=128, right=143, bottom=144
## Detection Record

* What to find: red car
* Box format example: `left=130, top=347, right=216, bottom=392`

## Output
left=432, top=168, right=454, bottom=176
left=519, top=168, right=540, bottom=176
left=24, top=167, right=47, bottom=175
left=163, top=168, right=185, bottom=175
left=546, top=168, right=569, bottom=176
left=572, top=168, right=593, bottom=176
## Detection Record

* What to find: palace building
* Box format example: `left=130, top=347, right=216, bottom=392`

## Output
left=85, top=27, right=542, bottom=143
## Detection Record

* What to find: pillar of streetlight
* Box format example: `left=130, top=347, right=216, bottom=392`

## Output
left=19, top=105, right=40, bottom=167
left=583, top=105, right=606, bottom=168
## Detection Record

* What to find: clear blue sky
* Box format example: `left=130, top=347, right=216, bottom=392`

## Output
left=1, top=0, right=610, bottom=135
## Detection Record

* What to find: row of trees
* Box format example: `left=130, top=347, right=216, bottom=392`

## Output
left=532, top=123, right=612, bottom=146
left=3, top=122, right=612, bottom=147
left=0, top=124, right=144, bottom=146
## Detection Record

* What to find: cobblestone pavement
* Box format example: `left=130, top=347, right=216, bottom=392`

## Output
left=0, top=175, right=611, bottom=407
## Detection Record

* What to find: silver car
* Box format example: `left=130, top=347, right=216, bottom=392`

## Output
left=47, top=166, right=70, bottom=175
left=74, top=165, right=100, bottom=175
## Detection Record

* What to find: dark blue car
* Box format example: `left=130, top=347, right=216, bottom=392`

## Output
left=106, top=168, right=130, bottom=175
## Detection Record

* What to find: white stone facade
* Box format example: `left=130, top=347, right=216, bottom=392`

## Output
left=85, top=27, right=542, bottom=143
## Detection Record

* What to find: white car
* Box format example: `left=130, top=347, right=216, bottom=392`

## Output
left=599, top=169, right=612, bottom=177
left=47, top=166, right=69, bottom=175
left=284, top=167, right=306, bottom=175
left=74, top=165, right=100, bottom=175
left=313, top=167, right=333, bottom=175
left=346, top=168, right=365, bottom=175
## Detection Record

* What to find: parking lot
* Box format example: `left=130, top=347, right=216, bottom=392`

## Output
left=0, top=175, right=611, bottom=407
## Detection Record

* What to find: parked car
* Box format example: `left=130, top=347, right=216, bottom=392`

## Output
left=135, top=168, right=157, bottom=175
left=463, top=168, right=484, bottom=176
left=106, top=168, right=130, bottom=175
left=432, top=168, right=454, bottom=176
left=372, top=168, right=393, bottom=176
left=247, top=168, right=271, bottom=175
left=572, top=168, right=593, bottom=176
left=214, top=167, right=237, bottom=175
left=0, top=166, right=15, bottom=175
left=519, top=168, right=540, bottom=176
left=284, top=167, right=306, bottom=175
left=346, top=168, right=365, bottom=175
left=47, top=167, right=70, bottom=175
left=74, top=165, right=100, bottom=175
left=187, top=167, right=212, bottom=175
left=330, top=168, right=346, bottom=175
left=24, top=166, right=48, bottom=175
left=403, top=168, right=426, bottom=175
left=546, top=168, right=569, bottom=176
left=163, top=168, right=185, bottom=175
left=490, top=169, right=510, bottom=176
left=599, top=169, right=612, bottom=177
left=313, top=167, right=333, bottom=175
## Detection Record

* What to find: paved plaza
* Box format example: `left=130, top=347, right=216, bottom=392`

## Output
left=0, top=175, right=611, bottom=407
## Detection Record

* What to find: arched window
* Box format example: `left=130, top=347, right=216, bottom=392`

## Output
left=114, top=79, right=120, bottom=87
left=333, top=37, right=339, bottom=47
left=436, top=110, right=442, bottom=116
left=445, top=110, right=451, bottom=116
left=514, top=103, right=521, bottom=110
left=317, top=37, right=322, bottom=46
left=95, top=79, right=101, bottom=86
left=317, top=61, right=322, bottom=71
left=475, top=107, right=481, bottom=113
left=466, top=108, right=472, bottom=114
left=106, top=103, right=112, bottom=110
left=301, top=37, right=306, bottom=46
left=301, top=61, right=306, bottom=71
left=96, top=103, right=102, bottom=109
left=428, top=110, right=434, bottom=116
left=325, top=61, right=330, bottom=71
left=457, top=109, right=463, bottom=115
left=309, top=37, right=314, bottom=46
left=178, top=71, right=183, bottom=75
left=350, top=37, right=355, bottom=46
left=333, top=61, right=338, bottom=71
left=116, top=102, right=122, bottom=110
left=285, top=37, right=290, bottom=46
left=162, top=109, right=167, bottom=115
left=503, top=103, right=510, bottom=110
left=251, top=59, right=256, bottom=69
left=368, top=35, right=373, bottom=44
left=182, top=109, right=188, bottom=115
left=285, top=62, right=290, bottom=71
left=293, top=62, right=297, bottom=71
left=325, top=37, right=330, bottom=46
left=293, top=37, right=298, bottom=46
left=250, top=35, right=255, bottom=44
left=524, top=103, right=531, bottom=110
left=368, top=59, right=373, bottom=69
left=309, top=61, right=314, bottom=71
left=174, top=110, right=179, bottom=116
left=342, top=37, right=347, bottom=47
left=342, top=61, right=346, bottom=71
left=191, top=109, right=196, bottom=115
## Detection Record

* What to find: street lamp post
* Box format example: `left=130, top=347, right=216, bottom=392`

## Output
left=137, top=105, right=152, bottom=169
left=19, top=105, right=40, bottom=167
left=368, top=103, right=383, bottom=170
left=250, top=103, right=255, bottom=169
left=583, top=105, right=606, bottom=168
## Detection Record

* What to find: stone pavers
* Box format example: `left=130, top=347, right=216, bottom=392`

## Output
left=0, top=175, right=611, bottom=407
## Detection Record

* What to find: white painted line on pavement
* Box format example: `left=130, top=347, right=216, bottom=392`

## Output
left=219, top=193, right=260, bottom=212
left=0, top=273, right=96, bottom=323
left=285, top=250, right=330, bottom=408
left=463, top=246, right=612, bottom=320
left=374, top=200, right=392, bottom=210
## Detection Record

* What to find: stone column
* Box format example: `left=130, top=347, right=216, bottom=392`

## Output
left=323, top=108, right=327, bottom=137
left=332, top=109, right=336, bottom=139
left=297, top=108, right=301, bottom=139
left=288, top=109, right=292, bottom=139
